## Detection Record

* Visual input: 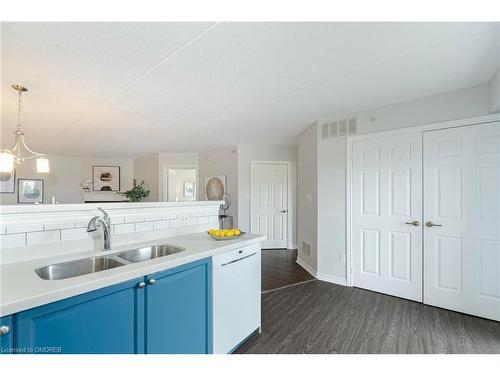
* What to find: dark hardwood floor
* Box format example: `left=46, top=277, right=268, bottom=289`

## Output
left=237, top=280, right=500, bottom=354
left=261, top=249, right=315, bottom=292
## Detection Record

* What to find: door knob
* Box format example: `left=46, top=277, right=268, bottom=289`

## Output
left=137, top=282, right=146, bottom=288
left=425, top=221, right=442, bottom=227
left=0, top=326, right=10, bottom=336
left=148, top=279, right=156, bottom=285
left=405, top=220, right=420, bottom=227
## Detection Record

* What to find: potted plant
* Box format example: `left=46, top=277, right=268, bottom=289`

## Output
left=120, top=179, right=150, bottom=202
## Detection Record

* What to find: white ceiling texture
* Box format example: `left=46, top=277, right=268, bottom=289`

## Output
left=1, top=22, right=499, bottom=157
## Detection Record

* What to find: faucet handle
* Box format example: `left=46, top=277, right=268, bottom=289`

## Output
left=97, top=207, right=110, bottom=223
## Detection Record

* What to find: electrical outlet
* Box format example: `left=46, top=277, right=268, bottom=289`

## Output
left=339, top=252, right=346, bottom=263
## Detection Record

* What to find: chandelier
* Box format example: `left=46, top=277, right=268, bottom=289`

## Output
left=0, top=85, right=50, bottom=173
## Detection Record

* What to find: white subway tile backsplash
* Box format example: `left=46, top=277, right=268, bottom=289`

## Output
left=197, top=216, right=209, bottom=224
left=109, top=216, right=125, bottom=224
left=27, top=230, right=60, bottom=246
left=0, top=233, right=26, bottom=248
left=44, top=222, right=75, bottom=231
left=171, top=218, right=197, bottom=227
left=143, top=214, right=162, bottom=222
left=124, top=215, right=145, bottom=223
left=135, top=221, right=154, bottom=232
left=113, top=223, right=135, bottom=235
left=162, top=213, right=177, bottom=220
left=153, top=220, right=170, bottom=231
left=6, top=223, right=44, bottom=234
left=0, top=203, right=220, bottom=251
left=61, top=228, right=89, bottom=241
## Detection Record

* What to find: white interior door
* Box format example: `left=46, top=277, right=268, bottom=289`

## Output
left=251, top=162, right=288, bottom=249
left=423, top=122, right=500, bottom=321
left=351, top=133, right=423, bottom=302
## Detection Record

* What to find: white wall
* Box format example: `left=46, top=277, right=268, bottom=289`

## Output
left=320, top=83, right=491, bottom=135
left=237, top=145, right=298, bottom=247
left=198, top=146, right=238, bottom=224
left=299, top=83, right=493, bottom=282
left=317, top=136, right=346, bottom=279
left=0, top=154, right=134, bottom=205
left=133, top=154, right=159, bottom=202
left=490, top=68, right=500, bottom=113
left=297, top=123, right=318, bottom=271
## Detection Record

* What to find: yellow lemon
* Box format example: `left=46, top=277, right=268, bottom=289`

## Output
left=233, top=229, right=241, bottom=236
left=208, top=229, right=217, bottom=235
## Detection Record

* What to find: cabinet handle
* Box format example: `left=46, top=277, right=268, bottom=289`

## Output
left=137, top=282, right=146, bottom=288
left=280, top=210, right=288, bottom=213
left=405, top=220, right=420, bottom=226
left=148, top=279, right=156, bottom=285
left=221, top=252, right=257, bottom=267
left=0, top=326, right=10, bottom=336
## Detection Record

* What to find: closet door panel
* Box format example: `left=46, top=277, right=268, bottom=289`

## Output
left=423, top=122, right=500, bottom=321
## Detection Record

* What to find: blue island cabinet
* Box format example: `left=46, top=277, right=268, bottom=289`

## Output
left=0, top=315, right=14, bottom=354
left=146, top=258, right=212, bottom=354
left=11, top=257, right=212, bottom=354
left=16, top=277, right=146, bottom=354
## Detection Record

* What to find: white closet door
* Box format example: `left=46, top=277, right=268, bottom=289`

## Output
left=351, top=133, right=423, bottom=302
left=423, top=122, right=500, bottom=321
left=251, top=163, right=288, bottom=249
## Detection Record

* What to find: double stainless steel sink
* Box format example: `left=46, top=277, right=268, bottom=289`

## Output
left=35, top=244, right=185, bottom=281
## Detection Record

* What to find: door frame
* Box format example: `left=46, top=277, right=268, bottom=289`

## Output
left=346, top=114, right=500, bottom=287
left=162, top=165, right=199, bottom=202
left=250, top=160, right=292, bottom=249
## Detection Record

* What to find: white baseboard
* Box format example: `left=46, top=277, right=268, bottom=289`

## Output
left=296, top=257, right=317, bottom=278
left=290, top=243, right=298, bottom=250
left=316, top=273, right=347, bottom=286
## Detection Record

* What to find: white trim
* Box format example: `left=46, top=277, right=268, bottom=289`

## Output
left=348, top=113, right=499, bottom=143
left=316, top=273, right=347, bottom=286
left=0, top=200, right=223, bottom=215
left=290, top=243, right=298, bottom=250
left=161, top=164, right=199, bottom=202
left=345, top=113, right=500, bottom=291
left=250, top=160, right=292, bottom=249
left=296, top=257, right=317, bottom=278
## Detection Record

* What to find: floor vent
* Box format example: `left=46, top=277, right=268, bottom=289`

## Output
left=321, top=118, right=357, bottom=139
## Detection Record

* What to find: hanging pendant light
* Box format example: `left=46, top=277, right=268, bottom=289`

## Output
left=0, top=85, right=50, bottom=173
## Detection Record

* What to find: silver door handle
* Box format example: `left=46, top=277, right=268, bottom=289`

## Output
left=148, top=279, right=156, bottom=285
left=425, top=221, right=442, bottom=227
left=221, top=252, right=257, bottom=267
left=405, top=220, right=420, bottom=227
left=137, top=282, right=146, bottom=288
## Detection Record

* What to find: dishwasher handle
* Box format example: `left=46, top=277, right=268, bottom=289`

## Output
left=221, top=252, right=257, bottom=267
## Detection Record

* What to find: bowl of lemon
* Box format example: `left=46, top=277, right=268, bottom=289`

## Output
left=207, top=228, right=245, bottom=241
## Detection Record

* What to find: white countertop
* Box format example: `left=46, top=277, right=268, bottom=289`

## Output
left=0, top=232, right=265, bottom=317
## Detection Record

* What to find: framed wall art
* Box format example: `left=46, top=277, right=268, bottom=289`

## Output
left=93, top=165, right=120, bottom=191
left=18, top=178, right=44, bottom=204
left=0, top=169, right=16, bottom=193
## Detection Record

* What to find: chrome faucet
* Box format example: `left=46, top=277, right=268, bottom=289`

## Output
left=87, top=207, right=111, bottom=250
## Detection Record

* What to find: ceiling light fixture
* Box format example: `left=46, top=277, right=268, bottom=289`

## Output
left=0, top=85, right=50, bottom=173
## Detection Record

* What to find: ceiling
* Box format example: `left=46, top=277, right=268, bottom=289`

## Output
left=1, top=22, right=499, bottom=158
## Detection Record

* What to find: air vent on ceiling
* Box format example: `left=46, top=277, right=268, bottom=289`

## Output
left=320, top=117, right=357, bottom=140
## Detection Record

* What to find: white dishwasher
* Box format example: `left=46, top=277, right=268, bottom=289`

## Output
left=213, top=243, right=261, bottom=354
